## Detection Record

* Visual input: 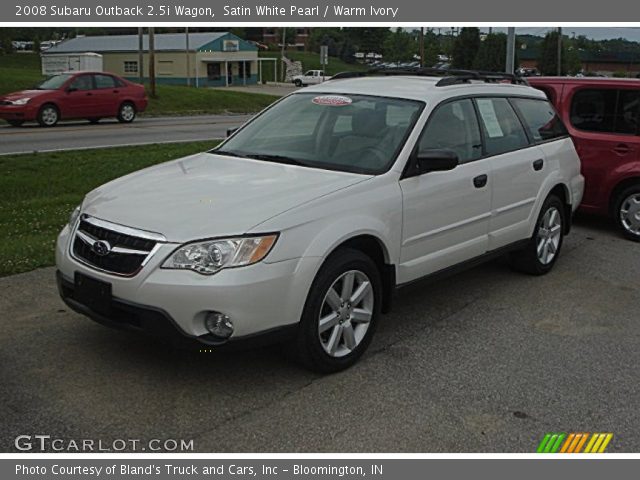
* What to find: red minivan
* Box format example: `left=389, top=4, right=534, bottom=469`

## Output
left=528, top=77, right=640, bottom=241
left=0, top=71, right=148, bottom=128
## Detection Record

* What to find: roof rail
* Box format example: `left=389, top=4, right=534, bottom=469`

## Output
left=330, top=68, right=528, bottom=86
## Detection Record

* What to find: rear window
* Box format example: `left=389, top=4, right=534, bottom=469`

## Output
left=570, top=88, right=640, bottom=135
left=94, top=74, right=116, bottom=89
left=511, top=98, right=568, bottom=142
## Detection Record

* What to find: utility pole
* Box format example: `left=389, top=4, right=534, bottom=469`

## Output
left=149, top=27, right=156, bottom=98
left=280, top=28, right=287, bottom=82
left=506, top=27, right=516, bottom=74
left=420, top=27, right=425, bottom=67
left=557, top=27, right=563, bottom=76
left=185, top=27, right=190, bottom=86
left=137, top=27, right=143, bottom=84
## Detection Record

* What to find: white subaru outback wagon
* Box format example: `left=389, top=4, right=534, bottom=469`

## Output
left=56, top=71, right=584, bottom=372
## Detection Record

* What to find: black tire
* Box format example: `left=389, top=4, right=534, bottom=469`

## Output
left=37, top=104, right=59, bottom=127
left=613, top=184, right=640, bottom=242
left=117, top=102, right=136, bottom=123
left=294, top=79, right=302, bottom=87
left=87, top=118, right=101, bottom=124
left=7, top=120, right=24, bottom=127
left=291, top=248, right=382, bottom=373
left=509, top=195, right=566, bottom=275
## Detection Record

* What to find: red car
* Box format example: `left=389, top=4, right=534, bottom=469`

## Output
left=529, top=77, right=640, bottom=241
left=0, top=71, right=148, bottom=128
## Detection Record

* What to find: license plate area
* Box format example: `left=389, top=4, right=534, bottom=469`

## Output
left=74, top=272, right=112, bottom=316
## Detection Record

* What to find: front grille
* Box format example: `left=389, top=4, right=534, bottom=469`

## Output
left=71, top=216, right=163, bottom=276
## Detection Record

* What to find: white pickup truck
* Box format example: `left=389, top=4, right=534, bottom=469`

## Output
left=292, top=70, right=331, bottom=87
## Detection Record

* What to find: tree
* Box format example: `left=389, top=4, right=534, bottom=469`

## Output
left=421, top=30, right=441, bottom=67
left=473, top=33, right=507, bottom=72
left=537, top=30, right=581, bottom=75
left=451, top=27, right=481, bottom=69
left=383, top=28, right=416, bottom=64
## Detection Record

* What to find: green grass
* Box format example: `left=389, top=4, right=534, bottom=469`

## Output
left=0, top=53, right=278, bottom=115
left=144, top=84, right=277, bottom=115
left=0, top=140, right=220, bottom=277
left=0, top=52, right=44, bottom=95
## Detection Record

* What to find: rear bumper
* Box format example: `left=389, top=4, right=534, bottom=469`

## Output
left=56, top=270, right=297, bottom=350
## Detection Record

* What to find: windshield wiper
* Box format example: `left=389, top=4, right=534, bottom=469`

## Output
left=243, top=153, right=308, bottom=167
left=212, top=149, right=245, bottom=158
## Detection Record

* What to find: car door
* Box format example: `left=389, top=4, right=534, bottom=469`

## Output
left=91, top=74, right=120, bottom=117
left=565, top=87, right=640, bottom=211
left=62, top=74, right=97, bottom=119
left=398, top=98, right=492, bottom=283
left=475, top=97, right=547, bottom=249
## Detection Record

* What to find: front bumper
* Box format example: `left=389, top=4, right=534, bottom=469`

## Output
left=55, top=223, right=320, bottom=348
left=0, top=103, right=37, bottom=121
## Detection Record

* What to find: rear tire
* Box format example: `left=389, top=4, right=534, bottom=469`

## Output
left=7, top=120, right=24, bottom=127
left=291, top=248, right=382, bottom=373
left=37, top=104, right=59, bottom=127
left=117, top=102, right=136, bottom=123
left=614, top=184, right=640, bottom=242
left=509, top=195, right=565, bottom=275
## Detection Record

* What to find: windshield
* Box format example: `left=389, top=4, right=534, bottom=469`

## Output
left=36, top=74, right=73, bottom=90
left=215, top=93, right=424, bottom=174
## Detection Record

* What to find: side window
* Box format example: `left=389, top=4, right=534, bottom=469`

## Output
left=511, top=98, right=568, bottom=142
left=94, top=74, right=116, bottom=89
left=69, top=75, right=93, bottom=91
left=418, top=99, right=482, bottom=163
left=475, top=97, right=529, bottom=156
left=617, top=90, right=640, bottom=134
left=570, top=89, right=617, bottom=133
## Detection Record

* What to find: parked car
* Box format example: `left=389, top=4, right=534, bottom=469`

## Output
left=528, top=77, right=640, bottom=241
left=56, top=72, right=583, bottom=372
left=0, top=71, right=148, bottom=127
left=292, top=70, right=331, bottom=87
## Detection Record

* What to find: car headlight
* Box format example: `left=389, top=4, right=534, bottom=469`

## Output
left=12, top=97, right=31, bottom=105
left=68, top=205, right=81, bottom=227
left=162, top=234, right=278, bottom=275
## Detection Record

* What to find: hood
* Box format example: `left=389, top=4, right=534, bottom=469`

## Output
left=82, top=152, right=371, bottom=242
left=1, top=90, right=49, bottom=102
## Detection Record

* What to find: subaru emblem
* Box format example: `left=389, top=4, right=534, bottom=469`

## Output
left=92, top=240, right=111, bottom=257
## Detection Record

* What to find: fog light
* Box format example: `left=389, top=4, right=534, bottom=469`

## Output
left=204, top=312, right=234, bottom=339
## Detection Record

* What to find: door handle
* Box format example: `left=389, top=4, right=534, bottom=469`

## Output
left=533, top=159, right=544, bottom=171
left=473, top=174, right=488, bottom=188
left=613, top=144, right=630, bottom=155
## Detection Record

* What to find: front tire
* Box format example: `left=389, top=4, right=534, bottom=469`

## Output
left=291, top=248, right=382, bottom=373
left=509, top=195, right=565, bottom=275
left=614, top=185, right=640, bottom=242
left=117, top=102, right=136, bottom=123
left=294, top=79, right=302, bottom=87
left=37, top=104, right=59, bottom=127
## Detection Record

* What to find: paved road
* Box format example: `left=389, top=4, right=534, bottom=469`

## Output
left=0, top=114, right=253, bottom=155
left=0, top=217, right=638, bottom=452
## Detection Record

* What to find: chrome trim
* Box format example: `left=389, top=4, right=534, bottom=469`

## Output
left=76, top=229, right=149, bottom=256
left=81, top=214, right=167, bottom=242
left=70, top=213, right=166, bottom=277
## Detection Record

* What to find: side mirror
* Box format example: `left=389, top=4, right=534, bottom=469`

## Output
left=226, top=127, right=239, bottom=137
left=415, top=149, right=459, bottom=174
left=66, top=87, right=78, bottom=93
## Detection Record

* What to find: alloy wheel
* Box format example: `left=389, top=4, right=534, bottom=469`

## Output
left=536, top=206, right=562, bottom=265
left=41, top=106, right=58, bottom=126
left=619, top=193, right=640, bottom=236
left=120, top=104, right=135, bottom=121
left=318, top=270, right=374, bottom=358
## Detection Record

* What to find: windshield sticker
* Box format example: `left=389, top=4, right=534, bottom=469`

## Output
left=312, top=95, right=353, bottom=106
